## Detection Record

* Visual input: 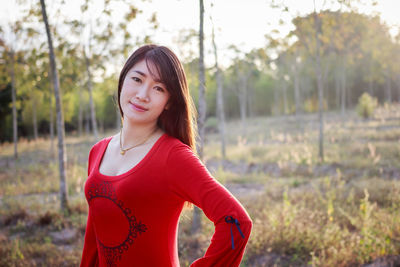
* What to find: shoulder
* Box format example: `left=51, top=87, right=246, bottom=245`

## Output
left=89, top=135, right=114, bottom=157
left=161, top=134, right=201, bottom=167
left=162, top=134, right=193, bottom=155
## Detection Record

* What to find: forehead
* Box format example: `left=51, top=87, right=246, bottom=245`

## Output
left=128, top=59, right=162, bottom=82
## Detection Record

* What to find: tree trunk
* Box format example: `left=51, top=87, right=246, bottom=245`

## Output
left=293, top=64, right=301, bottom=117
left=247, top=81, right=254, bottom=118
left=385, top=70, right=392, bottom=103
left=211, top=22, right=226, bottom=158
left=9, top=50, right=18, bottom=159
left=334, top=65, right=340, bottom=109
left=314, top=8, right=324, bottom=162
left=78, top=87, right=83, bottom=136
left=32, top=90, right=38, bottom=140
left=50, top=93, right=54, bottom=156
left=368, top=61, right=373, bottom=96
left=397, top=75, right=400, bottom=103
left=273, top=85, right=280, bottom=115
left=341, top=61, right=346, bottom=116
left=83, top=48, right=99, bottom=139
left=282, top=81, right=288, bottom=115
left=192, top=0, right=206, bottom=234
left=40, top=0, right=69, bottom=212
left=239, top=75, right=247, bottom=133
left=85, top=107, right=90, bottom=135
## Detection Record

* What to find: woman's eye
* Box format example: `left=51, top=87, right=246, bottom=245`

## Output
left=132, top=77, right=141, bottom=82
left=155, top=86, right=165, bottom=92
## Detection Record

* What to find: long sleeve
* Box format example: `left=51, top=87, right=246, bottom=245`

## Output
left=166, top=144, right=252, bottom=267
left=80, top=144, right=100, bottom=267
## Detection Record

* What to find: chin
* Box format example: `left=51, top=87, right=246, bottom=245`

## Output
left=123, top=114, right=158, bottom=126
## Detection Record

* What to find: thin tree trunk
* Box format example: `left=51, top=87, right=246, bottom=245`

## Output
left=273, top=85, right=280, bottom=115
left=293, top=64, right=301, bottom=117
left=78, top=87, right=83, bottom=136
left=50, top=93, right=54, bottom=155
left=239, top=75, right=247, bottom=133
left=83, top=48, right=98, bottom=139
left=32, top=90, right=38, bottom=140
left=282, top=81, right=288, bottom=115
left=397, top=75, right=400, bottom=103
left=341, top=61, right=346, bottom=116
left=247, top=81, right=254, bottom=118
left=193, top=0, right=206, bottom=234
left=85, top=107, right=90, bottom=135
left=314, top=6, right=324, bottom=162
left=211, top=21, right=226, bottom=158
left=385, top=70, right=392, bottom=103
left=335, top=65, right=340, bottom=109
left=10, top=50, right=18, bottom=159
left=40, top=0, right=69, bottom=212
left=368, top=61, right=373, bottom=96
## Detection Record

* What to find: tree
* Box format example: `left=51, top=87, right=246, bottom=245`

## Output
left=313, top=4, right=325, bottom=162
left=210, top=4, right=226, bottom=158
left=40, top=0, right=68, bottom=211
left=0, top=18, right=24, bottom=159
left=9, top=46, right=18, bottom=159
left=193, top=0, right=206, bottom=234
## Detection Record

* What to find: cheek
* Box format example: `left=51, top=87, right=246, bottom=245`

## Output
left=120, top=85, right=131, bottom=101
left=162, top=97, right=170, bottom=110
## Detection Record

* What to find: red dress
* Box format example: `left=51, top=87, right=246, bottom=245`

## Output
left=80, top=134, right=252, bottom=267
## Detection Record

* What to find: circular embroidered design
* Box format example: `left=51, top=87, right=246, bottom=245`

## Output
left=88, top=181, right=147, bottom=267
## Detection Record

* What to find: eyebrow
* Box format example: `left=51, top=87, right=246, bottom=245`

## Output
left=131, top=69, right=164, bottom=84
left=133, top=70, right=146, bottom=76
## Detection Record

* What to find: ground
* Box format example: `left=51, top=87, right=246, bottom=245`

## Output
left=1, top=105, right=400, bottom=266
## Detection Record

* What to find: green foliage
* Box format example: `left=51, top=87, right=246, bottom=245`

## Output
left=357, top=92, right=378, bottom=119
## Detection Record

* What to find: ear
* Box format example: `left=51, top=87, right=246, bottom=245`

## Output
left=165, top=102, right=170, bottom=110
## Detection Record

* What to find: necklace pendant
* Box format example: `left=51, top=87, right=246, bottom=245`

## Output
left=120, top=150, right=125, bottom=155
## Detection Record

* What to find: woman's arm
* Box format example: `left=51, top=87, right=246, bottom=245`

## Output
left=80, top=144, right=100, bottom=267
left=167, top=144, right=252, bottom=267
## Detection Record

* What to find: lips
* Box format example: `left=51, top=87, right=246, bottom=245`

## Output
left=129, top=102, right=148, bottom=112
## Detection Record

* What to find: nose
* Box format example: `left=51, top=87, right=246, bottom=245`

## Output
left=135, top=84, right=150, bottom=102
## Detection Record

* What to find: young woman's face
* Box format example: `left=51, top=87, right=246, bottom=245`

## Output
left=120, top=60, right=170, bottom=126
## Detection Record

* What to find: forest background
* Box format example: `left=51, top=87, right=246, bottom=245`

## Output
left=1, top=0, right=400, bottom=141
left=1, top=0, right=400, bottom=266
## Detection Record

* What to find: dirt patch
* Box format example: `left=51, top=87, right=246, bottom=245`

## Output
left=206, top=159, right=400, bottom=180
left=49, top=228, right=78, bottom=245
left=249, top=253, right=307, bottom=267
left=361, top=255, right=400, bottom=267
left=225, top=183, right=265, bottom=199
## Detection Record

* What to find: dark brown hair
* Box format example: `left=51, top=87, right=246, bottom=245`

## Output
left=118, top=44, right=197, bottom=151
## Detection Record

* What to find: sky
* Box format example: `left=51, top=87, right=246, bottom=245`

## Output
left=137, top=0, right=400, bottom=66
left=1, top=0, right=399, bottom=68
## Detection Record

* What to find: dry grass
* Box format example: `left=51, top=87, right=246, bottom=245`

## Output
left=1, top=105, right=400, bottom=266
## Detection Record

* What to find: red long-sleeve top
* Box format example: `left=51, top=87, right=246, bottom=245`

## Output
left=80, top=134, right=252, bottom=267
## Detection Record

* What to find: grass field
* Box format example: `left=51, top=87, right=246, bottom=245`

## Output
left=1, top=105, right=399, bottom=266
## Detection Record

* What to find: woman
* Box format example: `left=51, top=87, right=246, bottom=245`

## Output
left=80, top=44, right=252, bottom=267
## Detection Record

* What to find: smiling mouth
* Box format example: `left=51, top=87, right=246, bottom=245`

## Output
left=130, top=102, right=148, bottom=112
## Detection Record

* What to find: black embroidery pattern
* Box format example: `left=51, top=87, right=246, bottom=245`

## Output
left=88, top=181, right=147, bottom=267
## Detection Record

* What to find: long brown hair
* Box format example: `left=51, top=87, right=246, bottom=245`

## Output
left=118, top=44, right=197, bottom=152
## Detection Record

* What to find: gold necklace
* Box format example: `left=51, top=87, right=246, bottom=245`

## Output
left=119, top=127, right=157, bottom=155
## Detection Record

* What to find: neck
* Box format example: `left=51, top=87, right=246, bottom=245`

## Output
left=120, top=119, right=159, bottom=147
